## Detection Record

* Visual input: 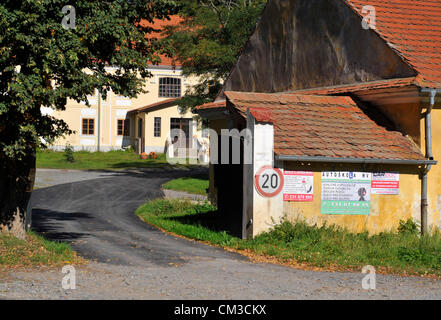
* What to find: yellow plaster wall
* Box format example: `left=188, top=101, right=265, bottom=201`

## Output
left=423, top=108, right=441, bottom=231
left=376, top=102, right=421, bottom=146
left=282, top=162, right=423, bottom=234
left=142, top=106, right=197, bottom=150
left=49, top=67, right=200, bottom=151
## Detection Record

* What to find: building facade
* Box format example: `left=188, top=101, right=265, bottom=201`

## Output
left=46, top=66, right=201, bottom=153
left=44, top=16, right=205, bottom=154
left=197, top=0, right=441, bottom=238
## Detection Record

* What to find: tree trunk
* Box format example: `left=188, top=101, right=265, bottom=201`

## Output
left=0, top=152, right=36, bottom=240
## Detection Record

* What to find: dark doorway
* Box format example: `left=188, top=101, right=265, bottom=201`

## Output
left=212, top=133, right=244, bottom=237
left=138, top=118, right=144, bottom=153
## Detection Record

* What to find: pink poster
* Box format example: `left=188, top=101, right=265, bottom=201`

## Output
left=372, top=172, right=400, bottom=195
left=283, top=171, right=314, bottom=202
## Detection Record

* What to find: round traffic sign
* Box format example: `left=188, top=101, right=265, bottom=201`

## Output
left=255, top=166, right=284, bottom=198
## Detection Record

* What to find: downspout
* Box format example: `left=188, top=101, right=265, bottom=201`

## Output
left=420, top=89, right=437, bottom=235
left=97, top=93, right=101, bottom=152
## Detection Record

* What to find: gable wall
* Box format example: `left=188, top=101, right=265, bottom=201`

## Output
left=223, top=0, right=416, bottom=94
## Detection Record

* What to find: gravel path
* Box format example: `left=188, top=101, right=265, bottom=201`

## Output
left=1, top=169, right=440, bottom=300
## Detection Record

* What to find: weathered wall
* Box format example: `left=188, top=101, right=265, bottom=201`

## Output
left=422, top=107, right=441, bottom=232
left=283, top=162, right=425, bottom=234
left=376, top=102, right=421, bottom=146
left=222, top=0, right=415, bottom=94
left=246, top=115, right=284, bottom=238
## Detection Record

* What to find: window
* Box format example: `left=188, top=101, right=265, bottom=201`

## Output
left=154, top=117, right=161, bottom=137
left=159, top=77, right=181, bottom=98
left=82, top=118, right=94, bottom=135
left=117, top=119, right=130, bottom=136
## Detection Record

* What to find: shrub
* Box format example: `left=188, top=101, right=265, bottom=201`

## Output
left=124, top=146, right=135, bottom=153
left=63, top=144, right=74, bottom=163
left=398, top=218, right=420, bottom=235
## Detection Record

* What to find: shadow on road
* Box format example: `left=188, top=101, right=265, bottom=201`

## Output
left=169, top=210, right=242, bottom=238
left=31, top=208, right=92, bottom=242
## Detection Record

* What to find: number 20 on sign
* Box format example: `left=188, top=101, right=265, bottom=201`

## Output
left=255, top=166, right=284, bottom=198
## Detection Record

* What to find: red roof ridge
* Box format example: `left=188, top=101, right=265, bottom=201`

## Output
left=225, top=91, right=357, bottom=107
left=195, top=100, right=226, bottom=111
left=286, top=77, right=418, bottom=95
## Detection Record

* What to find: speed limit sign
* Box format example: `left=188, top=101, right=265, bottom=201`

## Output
left=255, top=166, right=284, bottom=197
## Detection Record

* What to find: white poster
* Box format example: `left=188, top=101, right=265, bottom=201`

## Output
left=321, top=172, right=372, bottom=215
left=372, top=172, right=400, bottom=195
left=283, top=171, right=314, bottom=202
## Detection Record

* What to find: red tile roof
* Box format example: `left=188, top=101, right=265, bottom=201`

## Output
left=345, top=0, right=441, bottom=88
left=225, top=91, right=425, bottom=161
left=140, top=16, right=184, bottom=67
left=195, top=100, right=227, bottom=111
left=128, top=98, right=180, bottom=114
left=290, top=77, right=417, bottom=95
left=249, top=107, right=273, bottom=123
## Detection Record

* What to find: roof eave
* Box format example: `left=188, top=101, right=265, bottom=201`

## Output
left=128, top=98, right=180, bottom=115
left=195, top=108, right=229, bottom=120
left=275, top=155, right=436, bottom=166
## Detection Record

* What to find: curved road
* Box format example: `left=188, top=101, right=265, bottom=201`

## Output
left=2, top=168, right=440, bottom=299
left=32, top=168, right=239, bottom=267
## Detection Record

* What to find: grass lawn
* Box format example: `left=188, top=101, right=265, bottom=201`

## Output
left=37, top=149, right=200, bottom=170
left=137, top=199, right=441, bottom=277
left=0, top=232, right=85, bottom=269
left=162, top=174, right=209, bottom=195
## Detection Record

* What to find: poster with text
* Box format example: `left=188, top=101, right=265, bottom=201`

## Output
left=372, top=172, right=400, bottom=195
left=283, top=171, right=314, bottom=202
left=321, top=172, right=372, bottom=215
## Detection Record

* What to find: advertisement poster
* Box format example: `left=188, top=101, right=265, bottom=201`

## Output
left=372, top=172, right=400, bottom=195
left=321, top=172, right=372, bottom=215
left=283, top=171, right=314, bottom=202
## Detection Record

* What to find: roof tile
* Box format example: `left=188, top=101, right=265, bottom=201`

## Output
left=225, top=91, right=425, bottom=161
left=345, top=0, right=441, bottom=88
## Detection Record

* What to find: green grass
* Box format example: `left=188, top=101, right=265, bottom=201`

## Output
left=162, top=174, right=209, bottom=195
left=0, top=232, right=85, bottom=268
left=37, top=149, right=200, bottom=170
left=137, top=199, right=441, bottom=277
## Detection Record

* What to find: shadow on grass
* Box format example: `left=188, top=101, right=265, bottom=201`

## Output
left=110, top=161, right=173, bottom=169
left=172, top=173, right=209, bottom=180
left=166, top=210, right=242, bottom=238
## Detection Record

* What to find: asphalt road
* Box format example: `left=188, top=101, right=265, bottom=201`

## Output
left=2, top=168, right=441, bottom=300
left=31, top=168, right=239, bottom=266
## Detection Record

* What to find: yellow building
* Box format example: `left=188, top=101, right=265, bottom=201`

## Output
left=46, top=66, right=201, bottom=154
left=44, top=16, right=205, bottom=154
left=197, top=0, right=441, bottom=238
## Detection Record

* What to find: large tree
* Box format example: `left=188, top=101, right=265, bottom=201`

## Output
left=160, top=0, right=267, bottom=111
left=0, top=0, right=177, bottom=239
